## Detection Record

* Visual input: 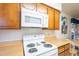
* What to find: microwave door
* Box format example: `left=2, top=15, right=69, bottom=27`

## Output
left=21, top=9, right=44, bottom=28
left=25, top=16, right=42, bottom=27
left=21, top=11, right=43, bottom=27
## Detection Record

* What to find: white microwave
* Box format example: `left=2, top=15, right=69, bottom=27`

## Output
left=21, top=8, right=48, bottom=28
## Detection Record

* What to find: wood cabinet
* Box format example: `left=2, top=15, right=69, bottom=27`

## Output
left=22, top=3, right=36, bottom=11
left=65, top=43, right=70, bottom=50
left=0, top=3, right=20, bottom=29
left=59, top=52, right=65, bottom=56
left=37, top=4, right=48, bottom=14
left=58, top=43, right=70, bottom=56
left=59, top=49, right=70, bottom=56
left=64, top=49, right=70, bottom=56
left=48, top=7, right=60, bottom=30
left=22, top=3, right=48, bottom=14
left=48, top=7, right=55, bottom=30
left=54, top=10, right=60, bottom=30
left=58, top=45, right=65, bottom=53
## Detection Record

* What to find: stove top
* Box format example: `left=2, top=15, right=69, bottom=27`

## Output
left=26, top=41, right=53, bottom=54
left=27, top=43, right=35, bottom=47
left=41, top=41, right=46, bottom=44
left=43, top=44, right=53, bottom=48
left=26, top=41, right=53, bottom=48
left=23, top=34, right=57, bottom=56
left=28, top=48, right=38, bottom=53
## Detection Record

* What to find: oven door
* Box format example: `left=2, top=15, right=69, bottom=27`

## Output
left=21, top=8, right=43, bottom=28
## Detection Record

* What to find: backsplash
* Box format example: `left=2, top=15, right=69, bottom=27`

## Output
left=0, top=30, right=22, bottom=42
left=0, top=28, right=61, bottom=42
left=21, top=28, right=42, bottom=35
left=21, top=28, right=62, bottom=39
left=22, top=28, right=55, bottom=35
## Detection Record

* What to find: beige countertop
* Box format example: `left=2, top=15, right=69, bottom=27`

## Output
left=0, top=36, right=70, bottom=56
left=45, top=36, right=70, bottom=47
left=0, top=40, right=24, bottom=56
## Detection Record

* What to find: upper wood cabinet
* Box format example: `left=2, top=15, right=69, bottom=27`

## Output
left=48, top=7, right=55, bottom=30
left=0, top=3, right=20, bottom=29
left=37, top=4, right=48, bottom=14
left=48, top=6, right=60, bottom=30
left=22, top=3, right=48, bottom=14
left=22, top=3, right=36, bottom=11
left=54, top=10, right=60, bottom=30
left=58, top=43, right=70, bottom=56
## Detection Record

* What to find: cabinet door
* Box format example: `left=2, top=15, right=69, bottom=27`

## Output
left=0, top=3, right=20, bottom=29
left=37, top=4, right=47, bottom=14
left=54, top=10, right=60, bottom=30
left=48, top=8, right=55, bottom=30
left=64, top=43, right=70, bottom=50
left=58, top=45, right=65, bottom=54
left=64, top=43, right=70, bottom=56
left=0, top=4, right=6, bottom=28
left=64, top=49, right=70, bottom=56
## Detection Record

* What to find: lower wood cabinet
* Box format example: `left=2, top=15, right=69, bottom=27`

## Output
left=59, top=49, right=70, bottom=56
left=65, top=43, right=70, bottom=50
left=58, top=43, right=70, bottom=56
left=59, top=52, right=65, bottom=56
left=64, top=49, right=70, bottom=56
left=58, top=45, right=65, bottom=53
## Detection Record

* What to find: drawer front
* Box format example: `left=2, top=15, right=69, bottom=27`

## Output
left=58, top=46, right=65, bottom=53
left=37, top=49, right=58, bottom=56
left=58, top=52, right=65, bottom=56
left=65, top=43, right=70, bottom=50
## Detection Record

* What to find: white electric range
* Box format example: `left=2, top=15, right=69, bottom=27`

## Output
left=23, top=34, right=58, bottom=56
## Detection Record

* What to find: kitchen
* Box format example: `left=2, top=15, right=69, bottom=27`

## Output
left=0, top=3, right=79, bottom=56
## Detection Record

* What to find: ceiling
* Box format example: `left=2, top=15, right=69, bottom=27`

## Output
left=62, top=3, right=79, bottom=18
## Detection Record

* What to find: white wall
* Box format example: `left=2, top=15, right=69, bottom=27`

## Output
left=61, top=12, right=72, bottom=39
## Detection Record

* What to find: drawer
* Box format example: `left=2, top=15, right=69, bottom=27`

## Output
left=58, top=52, right=65, bottom=56
left=37, top=49, right=58, bottom=56
left=65, top=43, right=70, bottom=50
left=58, top=45, right=65, bottom=53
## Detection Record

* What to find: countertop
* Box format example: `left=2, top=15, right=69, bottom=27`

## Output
left=0, top=40, right=24, bottom=56
left=45, top=36, right=70, bottom=47
left=0, top=36, right=70, bottom=56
